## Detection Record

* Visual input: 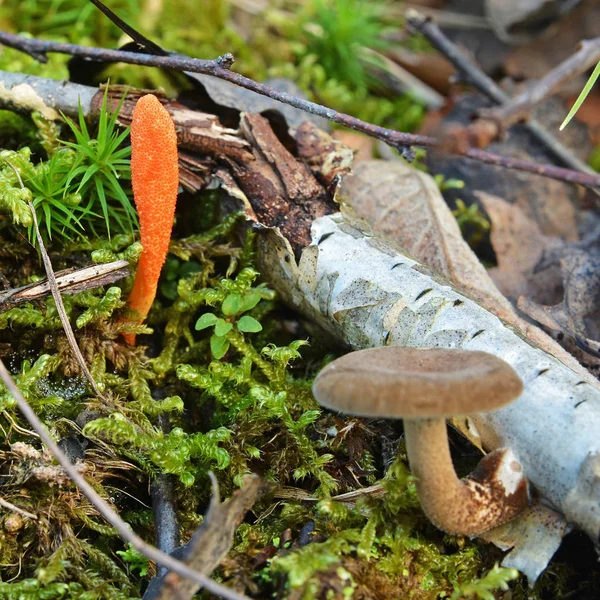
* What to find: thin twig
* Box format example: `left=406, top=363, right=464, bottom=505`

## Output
left=1, top=31, right=600, bottom=188
left=151, top=411, right=180, bottom=577
left=0, top=358, right=252, bottom=600
left=26, top=199, right=107, bottom=400
left=480, top=37, right=600, bottom=129
left=2, top=158, right=106, bottom=400
left=0, top=496, right=37, bottom=520
left=405, top=10, right=597, bottom=178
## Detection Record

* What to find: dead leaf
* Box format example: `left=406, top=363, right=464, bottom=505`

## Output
left=341, top=160, right=518, bottom=314
left=477, top=191, right=564, bottom=304
left=481, top=190, right=600, bottom=346
left=503, top=0, right=600, bottom=80
left=340, top=160, right=597, bottom=386
left=518, top=248, right=600, bottom=340
left=424, top=95, right=581, bottom=242
left=145, top=474, right=267, bottom=600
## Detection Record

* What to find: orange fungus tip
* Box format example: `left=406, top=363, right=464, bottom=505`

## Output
left=122, top=94, right=179, bottom=345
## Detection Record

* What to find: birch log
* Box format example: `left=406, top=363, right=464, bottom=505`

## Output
left=257, top=210, right=600, bottom=580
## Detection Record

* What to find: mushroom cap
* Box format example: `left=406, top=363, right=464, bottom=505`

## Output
left=313, top=347, right=523, bottom=417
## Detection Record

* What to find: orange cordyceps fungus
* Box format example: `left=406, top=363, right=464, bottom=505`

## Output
left=122, top=94, right=179, bottom=345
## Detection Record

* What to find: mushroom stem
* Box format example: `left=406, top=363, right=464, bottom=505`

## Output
left=404, top=417, right=529, bottom=535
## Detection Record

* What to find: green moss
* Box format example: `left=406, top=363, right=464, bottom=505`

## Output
left=0, top=2, right=588, bottom=599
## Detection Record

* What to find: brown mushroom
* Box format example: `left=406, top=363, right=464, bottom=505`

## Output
left=312, top=346, right=529, bottom=535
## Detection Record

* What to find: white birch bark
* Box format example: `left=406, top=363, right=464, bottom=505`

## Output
left=258, top=210, right=600, bottom=580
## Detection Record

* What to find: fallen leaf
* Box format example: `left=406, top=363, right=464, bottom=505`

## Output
left=340, top=159, right=597, bottom=385
left=424, top=95, right=581, bottom=242
left=341, top=160, right=517, bottom=314
left=477, top=191, right=564, bottom=305
left=481, top=192, right=600, bottom=366
left=503, top=0, right=600, bottom=80
left=518, top=248, right=600, bottom=340
left=485, top=0, right=583, bottom=44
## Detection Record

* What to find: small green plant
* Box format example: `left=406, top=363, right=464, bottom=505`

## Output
left=451, top=563, right=519, bottom=600
left=62, top=90, right=135, bottom=237
left=116, top=543, right=149, bottom=576
left=434, top=174, right=465, bottom=192
left=0, top=92, right=134, bottom=244
left=452, top=198, right=491, bottom=248
left=300, top=0, right=388, bottom=89
left=269, top=54, right=424, bottom=132
left=0, top=146, right=85, bottom=243
left=194, top=268, right=271, bottom=359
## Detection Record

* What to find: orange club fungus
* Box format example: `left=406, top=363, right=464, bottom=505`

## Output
left=123, top=94, right=179, bottom=345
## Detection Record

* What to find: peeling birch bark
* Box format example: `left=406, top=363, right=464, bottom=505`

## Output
left=256, top=210, right=600, bottom=581
left=0, top=71, right=96, bottom=119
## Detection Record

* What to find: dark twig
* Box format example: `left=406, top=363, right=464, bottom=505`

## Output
left=0, top=31, right=423, bottom=148
left=151, top=409, right=180, bottom=577
left=1, top=31, right=600, bottom=188
left=406, top=10, right=597, bottom=177
left=0, top=358, right=253, bottom=600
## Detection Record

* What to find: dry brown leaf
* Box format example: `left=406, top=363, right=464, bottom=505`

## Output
left=518, top=248, right=600, bottom=340
left=477, top=191, right=564, bottom=304
left=423, top=95, right=581, bottom=242
left=485, top=0, right=583, bottom=44
left=503, top=0, right=600, bottom=80
left=341, top=160, right=516, bottom=314
left=341, top=160, right=596, bottom=383
left=482, top=191, right=600, bottom=347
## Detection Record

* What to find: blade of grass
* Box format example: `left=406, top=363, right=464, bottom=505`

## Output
left=560, top=60, right=600, bottom=130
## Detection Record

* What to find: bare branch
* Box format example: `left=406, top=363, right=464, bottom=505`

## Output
left=25, top=195, right=107, bottom=400
left=480, top=37, right=600, bottom=129
left=1, top=31, right=600, bottom=188
left=0, top=259, right=129, bottom=311
left=2, top=158, right=107, bottom=399
left=405, top=9, right=597, bottom=178
left=0, top=496, right=38, bottom=520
